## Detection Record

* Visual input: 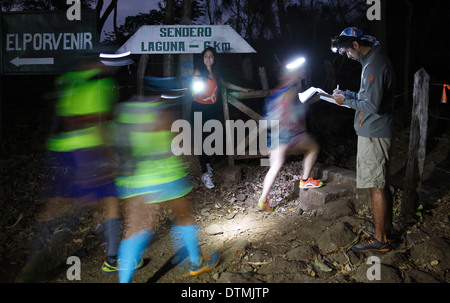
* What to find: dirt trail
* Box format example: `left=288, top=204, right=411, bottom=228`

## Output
left=29, top=158, right=449, bottom=284
left=3, top=129, right=450, bottom=284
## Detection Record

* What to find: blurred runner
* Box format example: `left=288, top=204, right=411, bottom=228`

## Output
left=113, top=78, right=219, bottom=283
left=16, top=51, right=132, bottom=282
left=259, top=57, right=323, bottom=211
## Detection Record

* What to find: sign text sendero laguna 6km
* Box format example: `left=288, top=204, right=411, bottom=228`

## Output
left=1, top=10, right=97, bottom=75
left=117, top=25, right=256, bottom=54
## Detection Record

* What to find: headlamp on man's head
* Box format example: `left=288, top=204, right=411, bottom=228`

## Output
left=331, top=27, right=361, bottom=56
left=330, top=39, right=347, bottom=56
left=331, top=27, right=379, bottom=55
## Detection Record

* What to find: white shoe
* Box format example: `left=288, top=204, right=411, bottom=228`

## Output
left=206, top=163, right=213, bottom=177
left=201, top=173, right=215, bottom=189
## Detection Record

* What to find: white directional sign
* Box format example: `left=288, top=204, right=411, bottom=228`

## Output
left=1, top=10, right=97, bottom=74
left=10, top=56, right=55, bottom=67
left=117, top=25, right=256, bottom=54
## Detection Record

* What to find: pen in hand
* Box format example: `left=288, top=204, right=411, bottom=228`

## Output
left=333, top=85, right=345, bottom=105
left=333, top=85, right=341, bottom=95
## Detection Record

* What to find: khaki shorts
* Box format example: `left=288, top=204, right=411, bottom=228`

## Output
left=356, top=137, right=391, bottom=189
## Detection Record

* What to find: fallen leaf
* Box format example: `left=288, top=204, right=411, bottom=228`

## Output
left=10, top=213, right=23, bottom=228
left=314, top=255, right=332, bottom=272
left=235, top=250, right=245, bottom=259
left=246, top=261, right=268, bottom=266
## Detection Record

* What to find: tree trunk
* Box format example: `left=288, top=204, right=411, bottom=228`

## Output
left=276, top=0, right=288, bottom=39
left=182, top=0, right=192, bottom=24
left=137, top=55, right=150, bottom=96
left=403, top=0, right=414, bottom=108
left=180, top=0, right=193, bottom=122
left=97, top=0, right=118, bottom=34
left=164, top=0, right=175, bottom=77
left=236, top=0, right=242, bottom=35
left=113, top=1, right=118, bottom=41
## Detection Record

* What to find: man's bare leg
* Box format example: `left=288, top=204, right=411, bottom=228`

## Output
left=370, top=187, right=394, bottom=243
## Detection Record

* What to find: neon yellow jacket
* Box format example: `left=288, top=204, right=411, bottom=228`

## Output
left=113, top=100, right=189, bottom=188
left=47, top=68, right=117, bottom=152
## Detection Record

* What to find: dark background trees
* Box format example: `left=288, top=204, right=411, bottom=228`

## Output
left=2, top=0, right=449, bottom=141
left=2, top=0, right=449, bottom=93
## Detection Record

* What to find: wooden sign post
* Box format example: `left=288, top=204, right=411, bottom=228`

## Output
left=402, top=68, right=430, bottom=218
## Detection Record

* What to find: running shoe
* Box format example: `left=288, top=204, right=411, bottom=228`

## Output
left=351, top=236, right=391, bottom=253
left=102, top=256, right=119, bottom=274
left=299, top=177, right=323, bottom=189
left=189, top=253, right=219, bottom=276
left=201, top=173, right=215, bottom=189
left=363, top=226, right=396, bottom=243
left=257, top=198, right=274, bottom=212
left=101, top=256, right=144, bottom=274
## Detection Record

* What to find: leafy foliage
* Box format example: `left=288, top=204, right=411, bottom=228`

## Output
left=103, top=0, right=205, bottom=44
left=1, top=0, right=95, bottom=11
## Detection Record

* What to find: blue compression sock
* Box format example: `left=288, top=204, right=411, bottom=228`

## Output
left=118, top=229, right=153, bottom=283
left=105, top=218, right=122, bottom=257
left=170, top=225, right=189, bottom=265
left=172, top=225, right=201, bottom=265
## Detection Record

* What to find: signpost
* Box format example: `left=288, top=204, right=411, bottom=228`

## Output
left=0, top=10, right=97, bottom=143
left=118, top=24, right=256, bottom=132
left=117, top=25, right=256, bottom=54
left=118, top=24, right=256, bottom=94
left=1, top=10, right=97, bottom=75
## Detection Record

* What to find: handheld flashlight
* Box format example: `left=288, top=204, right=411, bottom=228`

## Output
left=192, top=80, right=205, bottom=93
left=286, top=57, right=306, bottom=70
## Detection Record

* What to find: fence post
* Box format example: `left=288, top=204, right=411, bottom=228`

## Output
left=222, top=88, right=234, bottom=167
left=137, top=55, right=149, bottom=96
left=259, top=67, right=269, bottom=91
left=402, top=68, right=430, bottom=218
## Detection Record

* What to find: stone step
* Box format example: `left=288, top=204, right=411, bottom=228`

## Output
left=294, top=182, right=355, bottom=211
left=294, top=163, right=371, bottom=210
left=312, top=163, right=356, bottom=185
left=220, top=161, right=370, bottom=210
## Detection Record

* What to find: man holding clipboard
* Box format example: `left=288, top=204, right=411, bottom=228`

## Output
left=330, top=27, right=396, bottom=252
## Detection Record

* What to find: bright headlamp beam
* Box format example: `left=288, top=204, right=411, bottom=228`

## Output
left=286, top=57, right=306, bottom=70
left=99, top=51, right=131, bottom=59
